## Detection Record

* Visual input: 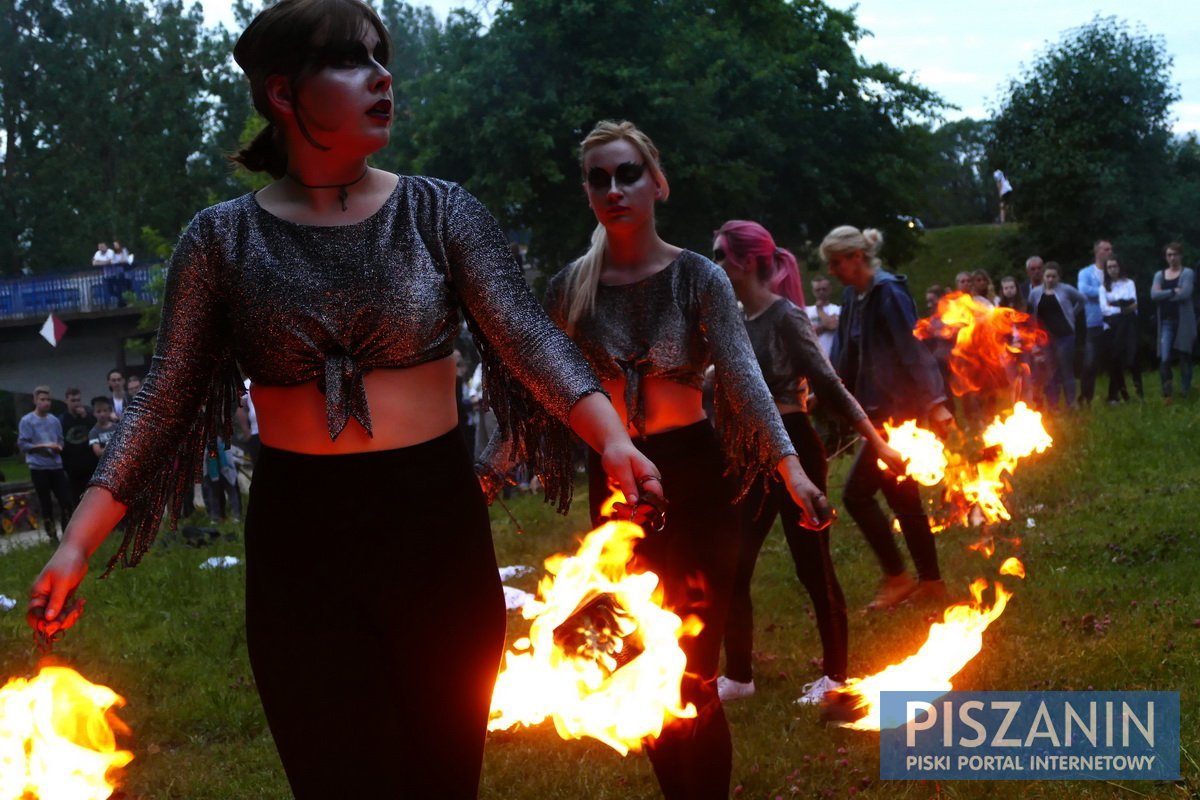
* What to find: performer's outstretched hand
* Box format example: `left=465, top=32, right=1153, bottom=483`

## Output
left=599, top=440, right=664, bottom=508
left=28, top=543, right=89, bottom=642
left=777, top=455, right=834, bottom=531
left=875, top=440, right=907, bottom=476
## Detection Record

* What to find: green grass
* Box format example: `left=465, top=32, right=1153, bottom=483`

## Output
left=0, top=455, right=30, bottom=485
left=901, top=224, right=1027, bottom=297
left=1, top=384, right=1198, bottom=799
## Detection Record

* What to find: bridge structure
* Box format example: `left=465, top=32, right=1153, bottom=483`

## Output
left=0, top=265, right=158, bottom=422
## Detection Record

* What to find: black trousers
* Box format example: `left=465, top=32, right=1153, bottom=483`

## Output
left=724, top=412, right=848, bottom=683
left=843, top=438, right=941, bottom=582
left=30, top=468, right=73, bottom=539
left=1105, top=315, right=1143, bottom=401
left=588, top=420, right=737, bottom=800
left=244, top=431, right=506, bottom=799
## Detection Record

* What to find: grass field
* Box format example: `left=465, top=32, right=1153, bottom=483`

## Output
left=900, top=224, right=1024, bottom=300
left=1, top=383, right=1197, bottom=799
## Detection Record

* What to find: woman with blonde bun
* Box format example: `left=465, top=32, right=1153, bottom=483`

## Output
left=821, top=225, right=952, bottom=610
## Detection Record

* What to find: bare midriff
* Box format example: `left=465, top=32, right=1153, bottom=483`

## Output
left=602, top=375, right=707, bottom=438
left=253, top=355, right=459, bottom=454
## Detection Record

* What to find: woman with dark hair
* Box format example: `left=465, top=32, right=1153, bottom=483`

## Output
left=1099, top=256, right=1143, bottom=403
left=711, top=219, right=904, bottom=707
left=534, top=121, right=831, bottom=799
left=1151, top=243, right=1195, bottom=401
left=821, top=225, right=953, bottom=610
left=27, top=2, right=660, bottom=797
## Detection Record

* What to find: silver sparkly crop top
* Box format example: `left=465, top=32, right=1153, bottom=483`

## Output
left=543, top=251, right=796, bottom=492
left=91, top=176, right=601, bottom=571
left=743, top=298, right=866, bottom=424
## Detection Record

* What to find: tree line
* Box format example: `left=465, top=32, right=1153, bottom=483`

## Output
left=0, top=1, right=1195, bottom=280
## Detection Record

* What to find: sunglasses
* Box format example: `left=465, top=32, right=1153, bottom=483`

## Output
left=586, top=162, right=646, bottom=191
left=712, top=247, right=727, bottom=263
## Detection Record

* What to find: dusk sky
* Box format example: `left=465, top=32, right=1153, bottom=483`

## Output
left=201, top=0, right=1200, bottom=135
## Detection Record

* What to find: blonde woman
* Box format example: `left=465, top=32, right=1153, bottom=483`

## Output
left=542, top=121, right=830, bottom=799
left=821, top=225, right=952, bottom=609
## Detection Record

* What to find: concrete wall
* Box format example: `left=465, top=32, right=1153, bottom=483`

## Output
left=0, top=315, right=151, bottom=415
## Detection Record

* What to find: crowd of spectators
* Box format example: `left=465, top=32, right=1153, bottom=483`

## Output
left=925, top=239, right=1196, bottom=412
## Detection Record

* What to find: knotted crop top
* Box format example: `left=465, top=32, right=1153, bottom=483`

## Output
left=541, top=251, right=796, bottom=493
left=743, top=298, right=866, bottom=424
left=91, top=176, right=602, bottom=571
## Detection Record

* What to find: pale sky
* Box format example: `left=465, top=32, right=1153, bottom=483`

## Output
left=200, top=0, right=1200, bottom=135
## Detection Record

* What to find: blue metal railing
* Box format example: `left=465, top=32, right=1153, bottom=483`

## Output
left=0, top=264, right=161, bottom=322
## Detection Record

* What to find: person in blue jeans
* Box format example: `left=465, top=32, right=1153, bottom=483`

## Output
left=1151, top=242, right=1195, bottom=401
left=824, top=225, right=953, bottom=611
left=1028, top=264, right=1086, bottom=410
left=1076, top=239, right=1113, bottom=405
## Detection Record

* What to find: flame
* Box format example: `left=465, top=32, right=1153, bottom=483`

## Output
left=999, top=557, right=1026, bottom=579
left=886, top=403, right=1052, bottom=529
left=488, top=520, right=697, bottom=754
left=880, top=421, right=946, bottom=486
left=830, top=580, right=1011, bottom=730
left=0, top=666, right=133, bottom=800
left=915, top=292, right=1045, bottom=401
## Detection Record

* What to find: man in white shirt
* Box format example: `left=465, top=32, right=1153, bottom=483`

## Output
left=805, top=276, right=840, bottom=359
left=91, top=242, right=113, bottom=267
left=993, top=169, right=1014, bottom=223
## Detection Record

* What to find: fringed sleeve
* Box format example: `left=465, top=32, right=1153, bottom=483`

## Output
left=696, top=262, right=797, bottom=501
left=777, top=301, right=867, bottom=424
left=89, top=211, right=242, bottom=574
left=444, top=186, right=603, bottom=513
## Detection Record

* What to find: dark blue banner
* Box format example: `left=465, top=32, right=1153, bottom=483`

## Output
left=880, top=691, right=1180, bottom=780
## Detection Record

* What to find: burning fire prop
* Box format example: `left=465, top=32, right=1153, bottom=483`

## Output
left=0, top=666, right=132, bottom=800
left=828, top=293, right=1051, bottom=730
left=488, top=516, right=698, bottom=755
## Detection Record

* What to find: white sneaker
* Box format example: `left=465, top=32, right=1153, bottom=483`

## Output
left=793, top=675, right=845, bottom=706
left=717, top=675, right=756, bottom=702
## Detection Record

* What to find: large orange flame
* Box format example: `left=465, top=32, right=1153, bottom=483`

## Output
left=915, top=291, right=1045, bottom=402
left=0, top=666, right=133, bottom=800
left=488, top=519, right=698, bottom=755
left=830, top=579, right=1012, bottom=730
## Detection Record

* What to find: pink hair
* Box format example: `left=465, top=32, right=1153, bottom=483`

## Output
left=715, top=220, right=806, bottom=308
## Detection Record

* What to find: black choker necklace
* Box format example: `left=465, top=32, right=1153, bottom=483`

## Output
left=287, top=167, right=370, bottom=211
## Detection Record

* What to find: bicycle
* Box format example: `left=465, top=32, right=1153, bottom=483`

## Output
left=2, top=492, right=40, bottom=535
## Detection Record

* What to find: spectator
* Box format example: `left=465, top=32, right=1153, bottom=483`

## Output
left=111, top=240, right=133, bottom=306
left=955, top=271, right=973, bottom=294
left=1077, top=239, right=1113, bottom=406
left=924, top=284, right=947, bottom=315
left=1151, top=242, right=1195, bottom=402
left=126, top=374, right=143, bottom=398
left=88, top=397, right=118, bottom=458
left=202, top=437, right=243, bottom=524
left=91, top=242, right=113, bottom=268
left=1098, top=256, right=1142, bottom=404
left=1020, top=256, right=1044, bottom=300
left=999, top=276, right=1036, bottom=404
left=59, top=388, right=98, bottom=504
left=971, top=269, right=999, bottom=306
left=18, top=386, right=74, bottom=543
left=806, top=276, right=840, bottom=359
left=993, top=169, right=1014, bottom=223
left=107, top=369, right=128, bottom=418
left=236, top=378, right=261, bottom=462
left=1029, top=264, right=1085, bottom=410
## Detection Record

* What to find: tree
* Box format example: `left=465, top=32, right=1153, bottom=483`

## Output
left=917, top=118, right=994, bottom=228
left=0, top=0, right=245, bottom=274
left=988, top=16, right=1180, bottom=266
left=394, top=0, right=942, bottom=276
